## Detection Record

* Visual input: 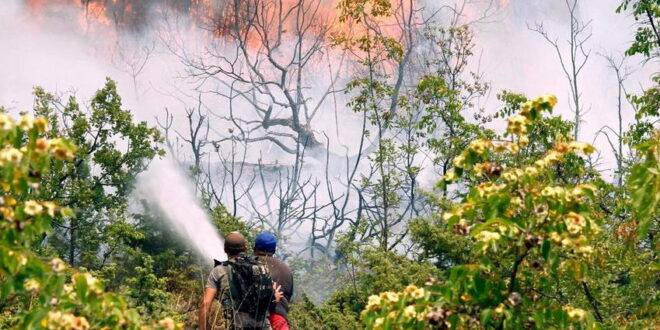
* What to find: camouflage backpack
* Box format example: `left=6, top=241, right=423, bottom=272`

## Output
left=216, top=256, right=274, bottom=327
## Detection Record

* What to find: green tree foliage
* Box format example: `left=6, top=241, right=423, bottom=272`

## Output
left=288, top=248, right=440, bottom=328
left=32, top=78, right=164, bottom=269
left=360, top=92, right=659, bottom=329
left=362, top=95, right=607, bottom=329
left=627, top=132, right=659, bottom=239
left=616, top=0, right=660, bottom=57
left=0, top=111, right=178, bottom=329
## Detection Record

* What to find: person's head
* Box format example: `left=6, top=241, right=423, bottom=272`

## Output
left=224, top=231, right=247, bottom=258
left=253, top=232, right=277, bottom=256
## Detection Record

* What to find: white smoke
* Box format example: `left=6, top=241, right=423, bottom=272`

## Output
left=1, top=0, right=655, bottom=254
left=136, top=158, right=226, bottom=262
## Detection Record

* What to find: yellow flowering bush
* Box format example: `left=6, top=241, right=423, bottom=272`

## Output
left=362, top=96, right=602, bottom=329
left=362, top=285, right=431, bottom=329
left=0, top=112, right=180, bottom=329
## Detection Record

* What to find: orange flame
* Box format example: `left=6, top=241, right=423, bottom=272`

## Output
left=23, top=0, right=409, bottom=69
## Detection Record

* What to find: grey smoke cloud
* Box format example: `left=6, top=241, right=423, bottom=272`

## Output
left=0, top=0, right=653, bottom=243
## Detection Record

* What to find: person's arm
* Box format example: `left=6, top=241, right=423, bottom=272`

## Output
left=199, top=287, right=217, bottom=330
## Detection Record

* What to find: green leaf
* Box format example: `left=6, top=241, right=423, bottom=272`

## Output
left=480, top=309, right=494, bottom=326
left=541, top=239, right=551, bottom=260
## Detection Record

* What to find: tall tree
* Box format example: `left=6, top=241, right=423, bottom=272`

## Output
left=32, top=79, right=163, bottom=268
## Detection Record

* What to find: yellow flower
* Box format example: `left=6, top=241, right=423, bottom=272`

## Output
left=468, top=139, right=490, bottom=154
left=61, top=313, right=74, bottom=324
left=442, top=211, right=457, bottom=222
left=48, top=312, right=89, bottom=330
left=460, top=202, right=475, bottom=214
left=542, top=95, right=558, bottom=107
left=367, top=295, right=382, bottom=310
left=412, top=287, right=425, bottom=299
left=42, top=201, right=57, bottom=217
left=50, top=257, right=66, bottom=272
left=564, top=212, right=586, bottom=234
left=566, top=223, right=582, bottom=235
left=507, top=115, right=529, bottom=135
left=381, top=291, right=399, bottom=303
left=158, top=317, right=175, bottom=330
left=518, top=135, right=529, bottom=147
left=1, top=207, right=15, bottom=220
left=1, top=148, right=23, bottom=164
left=452, top=153, right=466, bottom=168
left=71, top=316, right=90, bottom=330
left=549, top=232, right=562, bottom=243
left=524, top=166, right=539, bottom=177
left=74, top=273, right=101, bottom=293
left=568, top=142, right=595, bottom=155
left=416, top=307, right=429, bottom=321
left=520, top=101, right=534, bottom=117
left=541, top=186, right=564, bottom=199
left=508, top=142, right=520, bottom=153
left=403, top=285, right=426, bottom=299
left=24, top=200, right=43, bottom=216
left=477, top=182, right=504, bottom=198
left=84, top=273, right=98, bottom=286
left=35, top=138, right=50, bottom=153
left=563, top=306, right=587, bottom=321
left=565, top=186, right=583, bottom=201
left=18, top=115, right=35, bottom=130
left=554, top=142, right=569, bottom=155
left=373, top=317, right=384, bottom=328
left=502, top=171, right=518, bottom=183
left=534, top=159, right=547, bottom=169
left=579, top=183, right=597, bottom=194
left=16, top=253, right=28, bottom=266
left=576, top=246, right=594, bottom=256
left=45, top=310, right=63, bottom=326
left=475, top=230, right=501, bottom=244
left=0, top=113, right=14, bottom=131
left=543, top=150, right=562, bottom=163
left=510, top=197, right=523, bottom=208
left=443, top=169, right=458, bottom=182
left=472, top=163, right=486, bottom=176
left=403, top=305, right=417, bottom=320
left=63, top=283, right=76, bottom=298
left=24, top=278, right=40, bottom=291
left=494, top=143, right=508, bottom=153
left=404, top=284, right=417, bottom=294
left=55, top=149, right=74, bottom=161
left=34, top=117, right=49, bottom=132
left=49, top=138, right=76, bottom=161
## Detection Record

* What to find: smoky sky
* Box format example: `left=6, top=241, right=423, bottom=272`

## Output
left=0, top=0, right=654, bottom=177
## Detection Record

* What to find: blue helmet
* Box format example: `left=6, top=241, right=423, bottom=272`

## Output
left=254, top=232, right=277, bottom=253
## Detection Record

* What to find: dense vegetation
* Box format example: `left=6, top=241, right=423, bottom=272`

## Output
left=0, top=0, right=658, bottom=329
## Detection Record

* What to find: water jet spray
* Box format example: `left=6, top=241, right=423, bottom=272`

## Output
left=136, top=158, right=226, bottom=263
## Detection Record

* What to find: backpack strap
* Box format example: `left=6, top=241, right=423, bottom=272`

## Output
left=224, top=260, right=242, bottom=309
left=220, top=260, right=241, bottom=329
